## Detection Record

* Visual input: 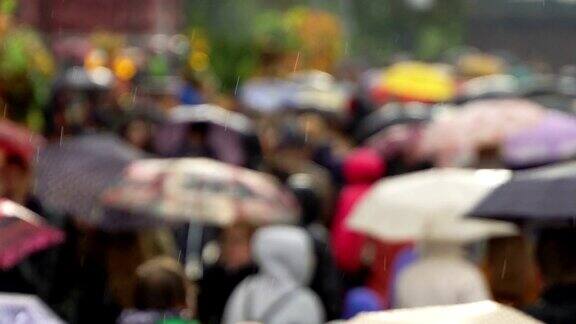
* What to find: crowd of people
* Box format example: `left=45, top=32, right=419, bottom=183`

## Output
left=2, top=24, right=576, bottom=323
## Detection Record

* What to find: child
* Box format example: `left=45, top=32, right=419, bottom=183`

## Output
left=118, top=256, right=198, bottom=324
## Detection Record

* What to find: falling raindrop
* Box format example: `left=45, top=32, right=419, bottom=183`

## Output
left=304, top=118, right=310, bottom=143
left=294, top=52, right=300, bottom=72
left=224, top=111, right=230, bottom=132
left=2, top=104, right=6, bottom=119
left=234, top=76, right=240, bottom=96
left=35, top=147, right=40, bottom=164
left=501, top=257, right=507, bottom=279
left=132, top=86, right=138, bottom=105
left=59, top=126, right=64, bottom=147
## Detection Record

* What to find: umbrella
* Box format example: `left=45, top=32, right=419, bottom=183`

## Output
left=366, top=123, right=425, bottom=159
left=348, top=300, right=542, bottom=324
left=239, top=78, right=295, bottom=113
left=168, top=104, right=253, bottom=133
left=503, top=111, right=576, bottom=168
left=456, top=74, right=520, bottom=103
left=102, top=158, right=299, bottom=226
left=61, top=66, right=115, bottom=91
left=35, top=133, right=149, bottom=229
left=284, top=70, right=350, bottom=116
left=0, top=293, right=64, bottom=324
left=0, top=120, right=45, bottom=164
left=0, top=199, right=64, bottom=270
left=469, top=161, right=576, bottom=223
left=353, top=102, right=433, bottom=143
left=347, top=168, right=516, bottom=242
left=154, top=104, right=258, bottom=167
left=416, top=99, right=545, bottom=167
left=379, top=61, right=456, bottom=103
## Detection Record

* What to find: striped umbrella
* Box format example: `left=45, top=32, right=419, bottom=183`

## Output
left=0, top=199, right=64, bottom=270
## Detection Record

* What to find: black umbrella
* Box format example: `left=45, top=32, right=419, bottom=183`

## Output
left=34, top=133, right=158, bottom=230
left=353, top=102, right=433, bottom=143
left=469, top=161, right=576, bottom=224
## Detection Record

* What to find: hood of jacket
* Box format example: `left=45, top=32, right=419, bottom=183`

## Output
left=252, top=225, right=315, bottom=286
left=343, top=148, right=385, bottom=184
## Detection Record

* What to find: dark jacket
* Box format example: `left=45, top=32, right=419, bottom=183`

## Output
left=525, top=284, right=576, bottom=324
left=197, top=263, right=257, bottom=324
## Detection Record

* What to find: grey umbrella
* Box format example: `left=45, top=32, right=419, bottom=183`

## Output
left=469, top=161, right=576, bottom=223
left=34, top=133, right=158, bottom=230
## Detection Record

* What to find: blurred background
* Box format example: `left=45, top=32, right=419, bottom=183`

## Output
left=2, top=1, right=576, bottom=323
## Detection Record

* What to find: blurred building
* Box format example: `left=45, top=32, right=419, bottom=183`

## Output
left=18, top=0, right=183, bottom=36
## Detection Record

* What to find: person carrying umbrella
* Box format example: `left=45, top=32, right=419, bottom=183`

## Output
left=524, top=228, right=576, bottom=323
left=347, top=168, right=517, bottom=308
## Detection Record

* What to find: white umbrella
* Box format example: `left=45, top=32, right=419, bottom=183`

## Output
left=347, top=168, right=516, bottom=242
left=347, top=300, right=542, bottom=324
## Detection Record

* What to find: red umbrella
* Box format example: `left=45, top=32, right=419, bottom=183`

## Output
left=0, top=199, right=64, bottom=270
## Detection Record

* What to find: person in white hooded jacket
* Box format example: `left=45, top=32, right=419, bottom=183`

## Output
left=394, top=241, right=491, bottom=309
left=222, top=225, right=325, bottom=324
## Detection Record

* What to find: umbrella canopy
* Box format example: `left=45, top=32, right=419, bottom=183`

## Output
left=61, top=66, right=115, bottom=91
left=0, top=119, right=45, bottom=164
left=353, top=102, right=433, bottom=143
left=457, top=74, right=520, bottom=102
left=503, top=111, right=576, bottom=168
left=348, top=300, right=542, bottom=324
left=35, top=133, right=148, bottom=229
left=239, top=78, right=295, bottom=114
left=168, top=104, right=253, bottom=134
left=470, top=161, right=576, bottom=223
left=380, top=61, right=456, bottom=103
left=0, top=293, right=64, bottom=323
left=284, top=70, right=350, bottom=116
left=154, top=104, right=258, bottom=167
left=0, top=199, right=64, bottom=270
left=416, top=99, right=545, bottom=167
left=347, top=168, right=516, bottom=242
left=102, top=158, right=299, bottom=226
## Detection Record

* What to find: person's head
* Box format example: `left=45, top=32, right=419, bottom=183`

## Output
left=0, top=152, right=32, bottom=204
left=133, top=256, right=192, bottom=312
left=287, top=173, right=322, bottom=226
left=122, top=119, right=152, bottom=150
left=536, top=227, right=576, bottom=286
left=187, top=123, right=210, bottom=146
left=220, top=221, right=256, bottom=271
left=342, top=148, right=385, bottom=184
left=252, top=225, right=315, bottom=285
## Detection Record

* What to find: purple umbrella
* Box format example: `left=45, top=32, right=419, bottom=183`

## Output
left=503, top=111, right=576, bottom=168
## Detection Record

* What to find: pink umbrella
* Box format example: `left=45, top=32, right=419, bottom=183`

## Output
left=0, top=199, right=64, bottom=270
left=415, top=99, right=546, bottom=167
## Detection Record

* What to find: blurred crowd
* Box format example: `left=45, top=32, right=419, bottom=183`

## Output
left=3, top=7, right=576, bottom=324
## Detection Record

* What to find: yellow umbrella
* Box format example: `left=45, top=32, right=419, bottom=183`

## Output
left=382, top=61, right=456, bottom=103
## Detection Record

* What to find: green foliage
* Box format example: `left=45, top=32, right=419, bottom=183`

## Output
left=0, top=27, right=54, bottom=130
left=0, top=0, right=17, bottom=14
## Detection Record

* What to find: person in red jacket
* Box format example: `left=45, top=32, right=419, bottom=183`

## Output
left=331, top=148, right=385, bottom=285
